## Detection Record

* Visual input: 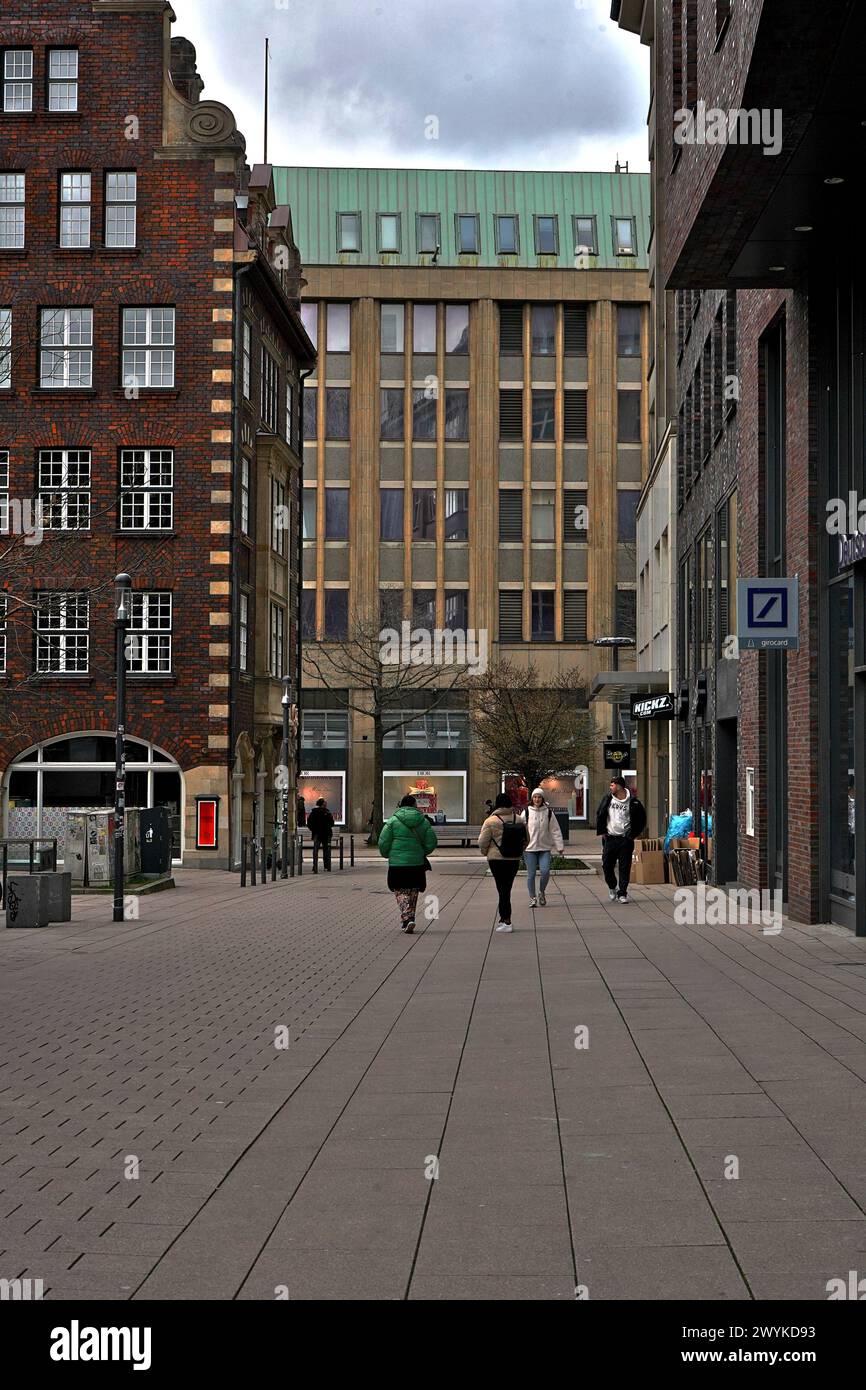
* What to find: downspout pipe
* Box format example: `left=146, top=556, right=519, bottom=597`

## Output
left=230, top=261, right=252, bottom=856
left=296, top=364, right=315, bottom=805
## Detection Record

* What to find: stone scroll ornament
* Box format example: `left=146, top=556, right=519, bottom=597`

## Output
left=185, top=101, right=238, bottom=145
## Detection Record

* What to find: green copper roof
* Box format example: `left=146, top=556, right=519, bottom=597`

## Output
left=273, top=167, right=649, bottom=271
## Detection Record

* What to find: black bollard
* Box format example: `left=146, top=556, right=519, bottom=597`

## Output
left=339, top=836, right=344, bottom=870
left=241, top=837, right=248, bottom=887
left=350, top=834, right=355, bottom=867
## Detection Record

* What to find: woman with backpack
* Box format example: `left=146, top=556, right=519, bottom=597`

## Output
left=522, top=787, right=564, bottom=908
left=478, top=792, right=527, bottom=933
left=377, top=794, right=438, bottom=934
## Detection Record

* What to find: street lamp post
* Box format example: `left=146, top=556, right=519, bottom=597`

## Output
left=113, top=573, right=132, bottom=922
left=281, top=677, right=293, bottom=879
left=594, top=636, right=636, bottom=738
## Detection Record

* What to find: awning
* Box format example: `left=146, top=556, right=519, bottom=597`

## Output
left=589, top=670, right=670, bottom=703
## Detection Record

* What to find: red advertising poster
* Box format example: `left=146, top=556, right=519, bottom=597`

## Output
left=196, top=798, right=218, bottom=850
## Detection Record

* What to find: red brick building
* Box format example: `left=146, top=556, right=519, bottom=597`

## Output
left=614, top=0, right=864, bottom=932
left=0, top=1, right=313, bottom=870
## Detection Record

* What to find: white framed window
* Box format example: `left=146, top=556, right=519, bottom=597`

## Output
left=35, top=592, right=89, bottom=673
left=40, top=307, right=93, bottom=388
left=0, top=450, right=8, bottom=533
left=269, top=601, right=285, bottom=678
left=241, top=456, right=250, bottom=536
left=3, top=50, right=33, bottom=112
left=380, top=302, right=404, bottom=353
left=0, top=309, right=10, bottom=389
left=119, top=448, right=173, bottom=530
left=0, top=593, right=6, bottom=673
left=613, top=215, right=637, bottom=256
left=48, top=49, right=78, bottom=111
left=59, top=171, right=91, bottom=248
left=239, top=591, right=249, bottom=672
left=382, top=770, right=467, bottom=822
left=298, top=770, right=346, bottom=826
left=0, top=173, right=25, bottom=248
left=105, top=171, right=137, bottom=247
left=271, top=476, right=287, bottom=557
left=378, top=213, right=400, bottom=252
left=242, top=320, right=251, bottom=400
left=38, top=449, right=91, bottom=530
left=285, top=380, right=294, bottom=446
left=122, top=307, right=175, bottom=388
left=337, top=212, right=360, bottom=252
left=746, top=767, right=755, bottom=837
left=127, top=592, right=172, bottom=674
left=261, top=345, right=279, bottom=431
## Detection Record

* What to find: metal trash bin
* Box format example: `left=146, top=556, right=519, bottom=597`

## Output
left=4, top=876, right=49, bottom=928
left=38, top=871, right=72, bottom=923
left=140, top=807, right=171, bottom=875
left=553, top=810, right=570, bottom=843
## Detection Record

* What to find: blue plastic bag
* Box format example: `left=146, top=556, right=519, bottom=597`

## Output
left=664, top=811, right=694, bottom=854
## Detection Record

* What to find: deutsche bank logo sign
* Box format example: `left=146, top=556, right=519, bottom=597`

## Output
left=736, top=578, right=799, bottom=650
left=748, top=587, right=786, bottom=627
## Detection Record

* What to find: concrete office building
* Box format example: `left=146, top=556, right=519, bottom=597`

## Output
left=275, top=166, right=650, bottom=830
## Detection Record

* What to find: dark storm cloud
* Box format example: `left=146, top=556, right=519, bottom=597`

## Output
left=173, top=0, right=647, bottom=167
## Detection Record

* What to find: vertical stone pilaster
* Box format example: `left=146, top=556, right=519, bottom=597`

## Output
left=471, top=298, right=498, bottom=645
left=315, top=300, right=326, bottom=636
left=350, top=297, right=379, bottom=623
left=555, top=301, right=565, bottom=641
left=522, top=303, right=532, bottom=640
left=589, top=298, right=616, bottom=641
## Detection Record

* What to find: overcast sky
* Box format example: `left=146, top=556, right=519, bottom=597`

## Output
left=170, top=0, right=649, bottom=172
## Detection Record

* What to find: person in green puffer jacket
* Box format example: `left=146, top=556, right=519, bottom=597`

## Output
left=377, top=795, right=438, bottom=934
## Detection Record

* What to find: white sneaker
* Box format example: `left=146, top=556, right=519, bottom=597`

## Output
left=495, top=922, right=514, bottom=933
left=608, top=889, right=617, bottom=901
left=617, top=894, right=630, bottom=904
left=528, top=896, right=537, bottom=908
left=538, top=891, right=546, bottom=906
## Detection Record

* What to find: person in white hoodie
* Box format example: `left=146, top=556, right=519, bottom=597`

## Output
left=523, top=788, right=564, bottom=907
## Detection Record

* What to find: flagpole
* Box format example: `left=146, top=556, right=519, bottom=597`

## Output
left=263, top=36, right=269, bottom=163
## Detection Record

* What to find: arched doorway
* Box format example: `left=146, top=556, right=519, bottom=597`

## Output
left=2, top=733, right=184, bottom=864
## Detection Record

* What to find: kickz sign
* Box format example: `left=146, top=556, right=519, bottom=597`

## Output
left=630, top=692, right=675, bottom=721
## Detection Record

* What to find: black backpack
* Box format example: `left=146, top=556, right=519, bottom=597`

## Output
left=497, top=814, right=528, bottom=858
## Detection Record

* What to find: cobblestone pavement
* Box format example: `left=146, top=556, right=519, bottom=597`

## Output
left=2, top=861, right=866, bottom=1301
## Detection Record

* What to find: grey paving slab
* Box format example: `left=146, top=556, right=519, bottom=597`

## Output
left=575, top=1244, right=750, bottom=1300
left=2, top=862, right=865, bottom=1300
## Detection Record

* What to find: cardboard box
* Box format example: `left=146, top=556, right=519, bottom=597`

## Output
left=631, top=849, right=666, bottom=884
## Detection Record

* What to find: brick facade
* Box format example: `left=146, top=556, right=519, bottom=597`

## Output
left=0, top=1, right=312, bottom=870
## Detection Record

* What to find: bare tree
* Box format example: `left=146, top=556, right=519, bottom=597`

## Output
left=465, top=659, right=594, bottom=798
left=303, top=613, right=468, bottom=840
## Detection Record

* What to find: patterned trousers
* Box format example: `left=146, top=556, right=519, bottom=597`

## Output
left=393, top=889, right=419, bottom=925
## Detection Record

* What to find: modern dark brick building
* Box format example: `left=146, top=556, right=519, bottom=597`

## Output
left=614, top=0, right=864, bottom=933
left=0, top=1, right=313, bottom=870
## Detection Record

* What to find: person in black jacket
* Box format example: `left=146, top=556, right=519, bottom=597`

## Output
left=306, top=798, right=335, bottom=872
left=595, top=777, right=647, bottom=903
